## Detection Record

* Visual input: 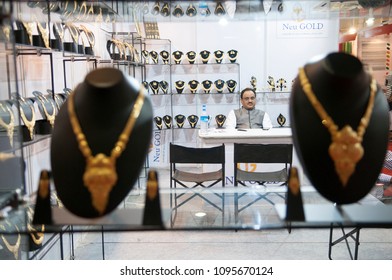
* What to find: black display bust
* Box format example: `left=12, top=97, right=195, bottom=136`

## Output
left=290, top=52, right=389, bottom=204
left=51, top=68, right=153, bottom=218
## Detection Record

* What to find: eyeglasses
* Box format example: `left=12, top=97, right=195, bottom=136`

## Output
left=242, top=96, right=256, bottom=101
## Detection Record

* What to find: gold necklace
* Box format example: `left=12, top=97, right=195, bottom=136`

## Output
left=149, top=80, right=160, bottom=95
left=0, top=103, right=14, bottom=147
left=54, top=94, right=64, bottom=110
left=0, top=223, right=21, bottom=259
left=172, top=51, right=183, bottom=64
left=186, top=51, right=196, bottom=64
left=160, top=50, right=170, bottom=64
left=22, top=21, right=34, bottom=45
left=123, top=42, right=135, bottom=62
left=200, top=50, right=210, bottom=63
left=214, top=50, right=224, bottom=63
left=202, top=80, right=213, bottom=93
left=36, top=21, right=50, bottom=48
left=79, top=25, right=95, bottom=48
left=227, top=49, right=238, bottom=63
left=53, top=23, right=64, bottom=41
left=78, top=1, right=87, bottom=21
left=163, top=115, right=172, bottom=128
left=68, top=89, right=145, bottom=214
left=298, top=67, right=376, bottom=186
left=187, top=115, right=199, bottom=128
left=215, top=114, right=226, bottom=128
left=214, top=79, right=225, bottom=93
left=175, top=114, right=185, bottom=128
left=2, top=24, right=10, bottom=42
left=154, top=116, right=163, bottom=130
left=20, top=100, right=36, bottom=139
left=66, top=23, right=79, bottom=44
left=226, top=80, right=237, bottom=93
left=142, top=50, right=150, bottom=64
left=188, top=80, right=199, bottom=94
left=36, top=94, right=56, bottom=127
left=150, top=51, right=158, bottom=64
left=159, top=81, right=169, bottom=94
left=175, top=81, right=185, bottom=89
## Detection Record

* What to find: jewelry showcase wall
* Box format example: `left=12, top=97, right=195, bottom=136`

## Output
left=1, top=1, right=390, bottom=260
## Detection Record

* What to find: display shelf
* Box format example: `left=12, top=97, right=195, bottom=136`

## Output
left=1, top=134, right=51, bottom=154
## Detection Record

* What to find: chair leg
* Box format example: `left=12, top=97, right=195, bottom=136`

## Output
left=328, top=223, right=360, bottom=260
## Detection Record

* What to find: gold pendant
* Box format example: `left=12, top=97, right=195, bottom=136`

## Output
left=83, top=153, right=118, bottom=214
left=27, top=124, right=34, bottom=139
left=328, top=125, right=364, bottom=186
left=47, top=115, right=55, bottom=127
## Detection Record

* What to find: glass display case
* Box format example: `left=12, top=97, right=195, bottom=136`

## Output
left=1, top=0, right=392, bottom=260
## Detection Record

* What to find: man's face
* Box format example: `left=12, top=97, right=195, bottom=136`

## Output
left=241, top=90, right=256, bottom=110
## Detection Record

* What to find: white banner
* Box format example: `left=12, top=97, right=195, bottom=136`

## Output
left=148, top=130, right=169, bottom=167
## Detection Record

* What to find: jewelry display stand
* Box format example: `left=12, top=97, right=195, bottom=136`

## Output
left=19, top=98, right=36, bottom=142
left=51, top=68, right=153, bottom=218
left=32, top=91, right=56, bottom=135
left=0, top=101, right=15, bottom=150
left=290, top=52, right=389, bottom=204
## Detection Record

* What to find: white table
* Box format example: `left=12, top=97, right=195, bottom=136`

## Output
left=199, top=127, right=292, bottom=144
left=198, top=127, right=305, bottom=184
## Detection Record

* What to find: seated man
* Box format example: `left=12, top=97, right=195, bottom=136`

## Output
left=226, top=87, right=272, bottom=129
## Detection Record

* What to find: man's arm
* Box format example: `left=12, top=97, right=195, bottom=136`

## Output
left=225, top=109, right=236, bottom=129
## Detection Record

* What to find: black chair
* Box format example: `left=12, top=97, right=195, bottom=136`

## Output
left=234, top=143, right=293, bottom=187
left=170, top=143, right=225, bottom=189
left=169, top=143, right=225, bottom=226
left=233, top=143, right=293, bottom=226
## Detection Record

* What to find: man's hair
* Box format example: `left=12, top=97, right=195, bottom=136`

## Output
left=240, top=87, right=256, bottom=99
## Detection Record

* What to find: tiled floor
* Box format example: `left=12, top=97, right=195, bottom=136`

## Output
left=73, top=227, right=392, bottom=260
left=72, top=167, right=392, bottom=260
